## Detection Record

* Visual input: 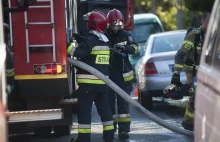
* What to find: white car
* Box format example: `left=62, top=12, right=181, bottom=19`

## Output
left=135, top=30, right=187, bottom=109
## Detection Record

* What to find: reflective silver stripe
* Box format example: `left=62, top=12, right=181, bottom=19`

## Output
left=116, top=41, right=127, bottom=46
left=6, top=68, right=14, bottom=73
left=77, top=74, right=108, bottom=79
left=77, top=74, right=99, bottom=79
left=92, top=46, right=109, bottom=51
left=118, top=114, right=130, bottom=118
left=78, top=124, right=91, bottom=129
left=102, top=120, right=113, bottom=126
left=113, top=114, right=117, bottom=119
left=123, top=70, right=134, bottom=78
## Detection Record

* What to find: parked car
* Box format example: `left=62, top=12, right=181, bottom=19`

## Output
left=129, top=13, right=164, bottom=68
left=135, top=30, right=187, bottom=109
left=195, top=0, right=220, bottom=141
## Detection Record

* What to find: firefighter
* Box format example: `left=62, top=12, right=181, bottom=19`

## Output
left=105, top=9, right=138, bottom=141
left=171, top=13, right=210, bottom=131
left=4, top=23, right=14, bottom=95
left=67, top=11, right=114, bottom=142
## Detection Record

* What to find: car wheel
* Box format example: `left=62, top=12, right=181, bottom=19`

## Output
left=140, top=91, right=153, bottom=110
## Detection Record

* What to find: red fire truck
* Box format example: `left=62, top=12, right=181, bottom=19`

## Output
left=4, top=0, right=134, bottom=136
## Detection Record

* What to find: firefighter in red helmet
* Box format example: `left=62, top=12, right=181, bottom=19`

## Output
left=68, top=11, right=114, bottom=142
left=105, top=8, right=138, bottom=141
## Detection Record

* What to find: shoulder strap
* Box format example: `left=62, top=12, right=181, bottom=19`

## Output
left=193, top=33, right=200, bottom=76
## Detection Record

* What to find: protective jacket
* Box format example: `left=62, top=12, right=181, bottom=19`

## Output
left=174, top=27, right=204, bottom=73
left=67, top=33, right=110, bottom=92
left=105, top=29, right=138, bottom=84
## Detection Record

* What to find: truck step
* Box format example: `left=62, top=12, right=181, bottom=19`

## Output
left=8, top=109, right=62, bottom=123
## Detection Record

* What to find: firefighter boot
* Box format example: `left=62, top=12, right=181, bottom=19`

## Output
left=181, top=99, right=194, bottom=131
left=119, top=132, right=129, bottom=141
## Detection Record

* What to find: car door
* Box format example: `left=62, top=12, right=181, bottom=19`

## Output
left=195, top=1, right=220, bottom=141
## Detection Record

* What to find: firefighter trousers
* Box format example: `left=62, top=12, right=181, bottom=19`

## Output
left=108, top=83, right=132, bottom=133
left=76, top=90, right=114, bottom=142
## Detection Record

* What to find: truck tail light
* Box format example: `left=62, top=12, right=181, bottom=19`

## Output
left=144, top=62, right=157, bottom=75
left=34, top=64, right=65, bottom=74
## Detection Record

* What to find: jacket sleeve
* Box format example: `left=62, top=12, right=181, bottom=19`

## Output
left=6, top=46, right=14, bottom=93
left=67, top=36, right=93, bottom=58
left=124, top=31, right=138, bottom=55
left=174, top=32, right=195, bottom=72
left=6, top=47, right=14, bottom=77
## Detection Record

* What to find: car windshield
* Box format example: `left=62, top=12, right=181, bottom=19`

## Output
left=130, top=23, right=162, bottom=43
left=151, top=33, right=185, bottom=54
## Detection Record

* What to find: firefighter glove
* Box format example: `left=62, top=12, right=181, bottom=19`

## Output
left=110, top=48, right=126, bottom=58
left=73, top=33, right=83, bottom=44
left=171, top=73, right=181, bottom=85
left=114, top=44, right=127, bottom=53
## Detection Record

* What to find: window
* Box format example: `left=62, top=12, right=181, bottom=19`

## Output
left=129, top=23, right=163, bottom=43
left=151, top=33, right=185, bottom=54
left=205, top=3, right=220, bottom=66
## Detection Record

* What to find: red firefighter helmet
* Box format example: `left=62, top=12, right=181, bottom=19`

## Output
left=83, top=11, right=107, bottom=33
left=107, top=9, right=124, bottom=32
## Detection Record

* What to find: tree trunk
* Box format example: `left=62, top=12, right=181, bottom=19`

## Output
left=176, top=0, right=183, bottom=29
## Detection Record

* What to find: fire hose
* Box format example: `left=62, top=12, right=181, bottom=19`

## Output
left=67, top=58, right=194, bottom=138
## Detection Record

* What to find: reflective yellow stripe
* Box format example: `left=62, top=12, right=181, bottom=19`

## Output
left=123, top=70, right=134, bottom=82
left=197, top=46, right=201, bottom=51
left=95, top=55, right=109, bottom=64
left=183, top=40, right=194, bottom=50
left=67, top=44, right=74, bottom=54
left=6, top=72, right=14, bottom=77
left=77, top=79, right=105, bottom=84
left=91, top=50, right=109, bottom=55
left=124, top=75, right=134, bottom=82
left=78, top=128, right=91, bottom=134
left=185, top=109, right=194, bottom=119
left=113, top=118, right=117, bottom=123
left=189, top=87, right=194, bottom=93
left=175, top=64, right=184, bottom=69
left=103, top=125, right=114, bottom=131
left=118, top=117, right=131, bottom=122
left=15, top=74, right=68, bottom=80
left=131, top=44, right=138, bottom=54
left=184, top=64, right=199, bottom=70
left=71, top=138, right=77, bottom=142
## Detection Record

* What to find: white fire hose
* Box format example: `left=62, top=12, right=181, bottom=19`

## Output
left=68, top=58, right=194, bottom=138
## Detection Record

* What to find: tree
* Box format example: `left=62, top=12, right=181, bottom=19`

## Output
left=185, top=0, right=215, bottom=12
left=134, top=0, right=213, bottom=31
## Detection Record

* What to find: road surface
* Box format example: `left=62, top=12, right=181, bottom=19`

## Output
left=9, top=97, right=193, bottom=142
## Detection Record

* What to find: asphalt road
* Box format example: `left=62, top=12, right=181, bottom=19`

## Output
left=9, top=96, right=193, bottom=142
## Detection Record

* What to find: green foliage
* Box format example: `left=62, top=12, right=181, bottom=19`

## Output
left=185, top=0, right=214, bottom=12
left=134, top=0, right=213, bottom=31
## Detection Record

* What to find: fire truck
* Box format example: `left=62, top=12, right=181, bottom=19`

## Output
left=3, top=0, right=134, bottom=136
